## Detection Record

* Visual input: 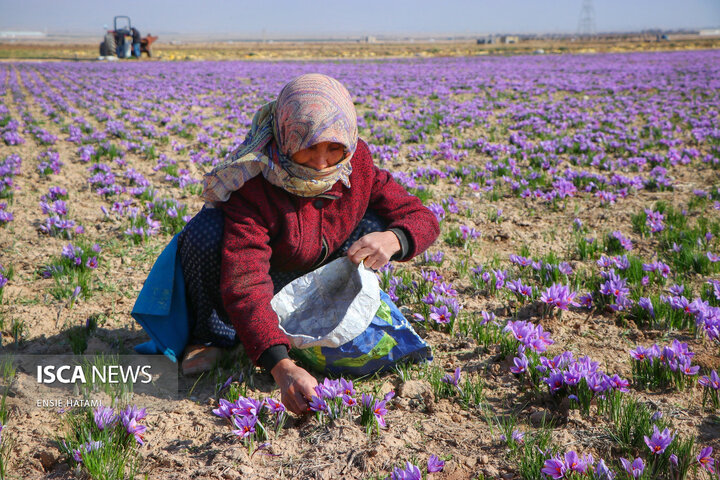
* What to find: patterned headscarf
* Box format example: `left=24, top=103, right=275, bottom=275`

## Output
left=202, top=73, right=358, bottom=202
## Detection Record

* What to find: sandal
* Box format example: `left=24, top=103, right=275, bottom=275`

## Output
left=181, top=344, right=221, bottom=376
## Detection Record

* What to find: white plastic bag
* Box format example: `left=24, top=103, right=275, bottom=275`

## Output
left=271, top=257, right=380, bottom=349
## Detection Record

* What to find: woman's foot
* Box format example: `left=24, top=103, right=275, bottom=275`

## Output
left=181, top=344, right=221, bottom=375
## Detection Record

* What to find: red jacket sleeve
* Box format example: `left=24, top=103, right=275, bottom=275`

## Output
left=366, top=162, right=440, bottom=260
left=219, top=188, right=291, bottom=366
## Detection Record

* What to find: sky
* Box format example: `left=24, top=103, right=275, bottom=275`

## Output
left=1, top=0, right=719, bottom=38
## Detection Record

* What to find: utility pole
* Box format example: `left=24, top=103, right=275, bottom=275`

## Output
left=577, top=0, right=596, bottom=37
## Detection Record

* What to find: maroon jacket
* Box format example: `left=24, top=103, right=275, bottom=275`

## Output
left=219, top=139, right=440, bottom=365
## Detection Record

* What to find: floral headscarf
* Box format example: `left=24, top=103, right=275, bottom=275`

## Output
left=202, top=73, right=358, bottom=201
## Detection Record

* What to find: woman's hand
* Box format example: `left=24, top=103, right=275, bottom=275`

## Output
left=347, top=231, right=401, bottom=270
left=270, top=358, right=318, bottom=415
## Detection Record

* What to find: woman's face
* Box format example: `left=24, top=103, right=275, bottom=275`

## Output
left=290, top=142, right=344, bottom=171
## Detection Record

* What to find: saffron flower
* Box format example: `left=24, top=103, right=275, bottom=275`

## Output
left=510, top=354, right=529, bottom=374
left=480, top=310, right=495, bottom=325
left=564, top=451, right=591, bottom=473
left=372, top=399, right=388, bottom=428
left=264, top=397, right=286, bottom=415
left=427, top=455, right=445, bottom=472
left=594, top=459, right=616, bottom=480
left=541, top=455, right=566, bottom=479
left=441, top=367, right=461, bottom=388
left=699, top=370, right=720, bottom=390
left=235, top=397, right=262, bottom=417
left=72, top=440, right=103, bottom=463
left=93, top=406, right=117, bottom=431
left=231, top=415, right=256, bottom=439
left=697, top=446, right=715, bottom=473
left=342, top=394, right=358, bottom=408
left=120, top=405, right=147, bottom=423
left=644, top=425, right=674, bottom=455
left=308, top=396, right=328, bottom=414
left=389, top=461, right=422, bottom=480
left=500, top=429, right=525, bottom=444
left=540, top=283, right=576, bottom=310
left=339, top=378, right=356, bottom=397
left=429, top=305, right=451, bottom=324
left=619, top=457, right=645, bottom=478
left=212, top=398, right=235, bottom=419
left=123, top=417, right=147, bottom=445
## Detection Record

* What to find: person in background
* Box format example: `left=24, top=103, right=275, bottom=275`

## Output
left=131, top=27, right=141, bottom=58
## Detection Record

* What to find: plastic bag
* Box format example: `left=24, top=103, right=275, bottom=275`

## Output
left=273, top=257, right=432, bottom=375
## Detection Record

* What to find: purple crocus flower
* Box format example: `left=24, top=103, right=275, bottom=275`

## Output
left=630, top=345, right=652, bottom=361
left=93, top=406, right=117, bottom=431
left=644, top=425, right=674, bottom=455
left=480, top=310, right=495, bottom=325
left=390, top=461, right=422, bottom=480
left=235, top=396, right=263, bottom=417
left=231, top=414, right=256, bottom=439
left=429, top=305, right=451, bottom=324
left=308, top=396, right=328, bottom=414
left=578, top=292, right=593, bottom=308
left=545, top=372, right=565, bottom=393
left=606, top=374, right=630, bottom=392
left=212, top=398, right=235, bottom=419
left=540, top=283, right=576, bottom=310
left=315, top=378, right=340, bottom=399
left=501, top=429, right=525, bottom=444
left=507, top=279, right=533, bottom=298
left=699, top=370, right=720, bottom=390
left=120, top=405, right=147, bottom=423
left=638, top=297, right=655, bottom=318
left=123, top=417, right=147, bottom=445
left=339, top=378, right=356, bottom=397
left=697, top=446, right=715, bottom=473
left=85, top=256, right=98, bottom=269
left=565, top=450, right=591, bottom=473
left=342, top=394, right=358, bottom=408
left=441, top=367, right=461, bottom=388
left=72, top=440, right=103, bottom=463
left=264, top=397, right=286, bottom=414
left=558, top=262, right=573, bottom=275
left=619, top=457, right=645, bottom=478
left=678, top=357, right=700, bottom=376
left=595, top=459, right=616, bottom=480
left=427, top=455, right=445, bottom=473
left=510, top=354, right=529, bottom=374
left=372, top=399, right=388, bottom=428
left=541, top=455, right=566, bottom=479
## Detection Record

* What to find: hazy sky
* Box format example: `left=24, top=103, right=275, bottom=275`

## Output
left=1, top=0, right=719, bottom=37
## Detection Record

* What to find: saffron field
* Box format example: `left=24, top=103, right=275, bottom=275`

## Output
left=0, top=49, right=719, bottom=479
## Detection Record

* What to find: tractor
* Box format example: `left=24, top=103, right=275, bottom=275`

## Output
left=99, top=16, right=157, bottom=58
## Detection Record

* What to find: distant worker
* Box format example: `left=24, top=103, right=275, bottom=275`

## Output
left=131, top=27, right=142, bottom=58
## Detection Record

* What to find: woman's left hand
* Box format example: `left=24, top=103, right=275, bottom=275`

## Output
left=347, top=231, right=400, bottom=270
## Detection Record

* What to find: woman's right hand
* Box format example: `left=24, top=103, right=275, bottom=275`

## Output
left=270, top=358, right=318, bottom=415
